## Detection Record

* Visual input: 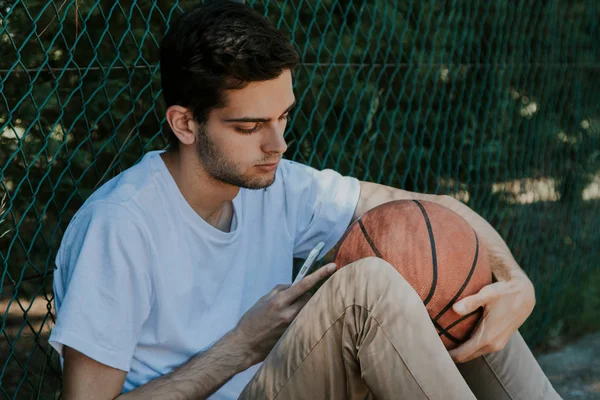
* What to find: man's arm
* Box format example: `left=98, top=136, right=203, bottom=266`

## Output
left=63, top=329, right=253, bottom=400
left=119, top=329, right=253, bottom=399
left=62, top=347, right=127, bottom=399
left=62, top=264, right=338, bottom=399
left=351, top=181, right=533, bottom=283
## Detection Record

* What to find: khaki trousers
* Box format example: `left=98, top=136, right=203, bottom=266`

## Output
left=239, top=257, right=560, bottom=400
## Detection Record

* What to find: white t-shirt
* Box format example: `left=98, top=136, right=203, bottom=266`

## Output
left=50, top=150, right=360, bottom=398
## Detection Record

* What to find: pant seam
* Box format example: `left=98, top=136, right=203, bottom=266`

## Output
left=272, top=304, right=432, bottom=400
left=481, top=353, right=516, bottom=400
left=272, top=310, right=348, bottom=400
left=360, top=304, right=433, bottom=400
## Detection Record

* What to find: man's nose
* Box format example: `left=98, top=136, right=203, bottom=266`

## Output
left=262, top=125, right=288, bottom=155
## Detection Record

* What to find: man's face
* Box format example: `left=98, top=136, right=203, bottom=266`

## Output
left=195, top=70, right=295, bottom=190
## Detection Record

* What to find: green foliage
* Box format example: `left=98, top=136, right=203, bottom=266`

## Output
left=0, top=0, right=599, bottom=397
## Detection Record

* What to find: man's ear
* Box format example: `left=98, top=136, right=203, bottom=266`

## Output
left=166, top=106, right=197, bottom=146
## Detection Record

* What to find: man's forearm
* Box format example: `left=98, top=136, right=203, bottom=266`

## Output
left=433, top=195, right=528, bottom=281
left=118, top=329, right=253, bottom=400
left=353, top=181, right=531, bottom=282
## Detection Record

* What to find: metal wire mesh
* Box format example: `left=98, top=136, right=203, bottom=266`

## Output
left=0, top=0, right=599, bottom=398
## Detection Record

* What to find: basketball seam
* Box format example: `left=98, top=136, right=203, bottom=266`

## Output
left=431, top=319, right=462, bottom=344
left=440, top=308, right=484, bottom=338
left=358, top=218, right=383, bottom=258
left=433, top=229, right=481, bottom=321
left=412, top=200, right=437, bottom=306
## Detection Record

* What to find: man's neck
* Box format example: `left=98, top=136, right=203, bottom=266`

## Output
left=160, top=150, right=239, bottom=232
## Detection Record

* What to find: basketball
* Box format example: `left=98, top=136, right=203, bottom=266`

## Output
left=334, top=199, right=492, bottom=350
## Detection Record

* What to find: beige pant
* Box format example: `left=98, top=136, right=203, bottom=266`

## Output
left=239, top=257, right=560, bottom=400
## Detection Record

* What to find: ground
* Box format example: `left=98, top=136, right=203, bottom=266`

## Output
left=538, top=332, right=600, bottom=400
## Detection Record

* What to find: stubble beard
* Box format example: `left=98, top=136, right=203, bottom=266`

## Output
left=195, top=128, right=277, bottom=190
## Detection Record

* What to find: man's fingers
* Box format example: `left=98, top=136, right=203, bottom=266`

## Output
left=284, top=263, right=337, bottom=304
left=448, top=318, right=488, bottom=363
left=280, top=292, right=312, bottom=324
left=449, top=337, right=484, bottom=364
left=456, top=348, right=487, bottom=364
left=268, top=284, right=291, bottom=297
left=454, top=336, right=508, bottom=364
left=453, top=283, right=501, bottom=315
left=292, top=292, right=313, bottom=313
left=300, top=262, right=337, bottom=289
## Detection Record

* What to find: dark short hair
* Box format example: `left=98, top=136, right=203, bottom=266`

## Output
left=159, top=0, right=300, bottom=148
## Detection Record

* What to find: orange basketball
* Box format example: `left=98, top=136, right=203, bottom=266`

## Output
left=334, top=199, right=492, bottom=350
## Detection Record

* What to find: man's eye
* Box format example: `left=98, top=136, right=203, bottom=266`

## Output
left=235, top=125, right=260, bottom=134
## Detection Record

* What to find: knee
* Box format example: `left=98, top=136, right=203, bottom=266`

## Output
left=342, top=256, right=397, bottom=282
left=334, top=257, right=423, bottom=307
left=353, top=256, right=394, bottom=270
left=347, top=257, right=397, bottom=282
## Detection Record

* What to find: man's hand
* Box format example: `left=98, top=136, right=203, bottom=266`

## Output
left=448, top=275, right=535, bottom=363
left=233, top=262, right=338, bottom=365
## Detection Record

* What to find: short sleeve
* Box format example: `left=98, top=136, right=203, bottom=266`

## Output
left=49, top=203, right=154, bottom=372
left=282, top=160, right=361, bottom=259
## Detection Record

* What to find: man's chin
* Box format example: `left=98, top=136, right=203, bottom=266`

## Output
left=215, top=173, right=276, bottom=190
left=243, top=174, right=277, bottom=190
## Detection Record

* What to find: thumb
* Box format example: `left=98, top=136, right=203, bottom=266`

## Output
left=453, top=295, right=483, bottom=316
left=453, top=283, right=499, bottom=315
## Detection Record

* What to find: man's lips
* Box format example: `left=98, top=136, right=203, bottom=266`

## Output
left=255, top=161, right=280, bottom=171
left=256, top=161, right=280, bottom=166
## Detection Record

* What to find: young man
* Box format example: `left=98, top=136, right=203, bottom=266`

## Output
left=50, top=1, right=560, bottom=399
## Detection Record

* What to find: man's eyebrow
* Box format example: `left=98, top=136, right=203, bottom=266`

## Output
left=222, top=100, right=297, bottom=123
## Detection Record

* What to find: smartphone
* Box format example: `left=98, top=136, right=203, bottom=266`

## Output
left=292, top=241, right=326, bottom=285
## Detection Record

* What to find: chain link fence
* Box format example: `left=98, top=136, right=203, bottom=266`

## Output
left=1, top=0, right=599, bottom=398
